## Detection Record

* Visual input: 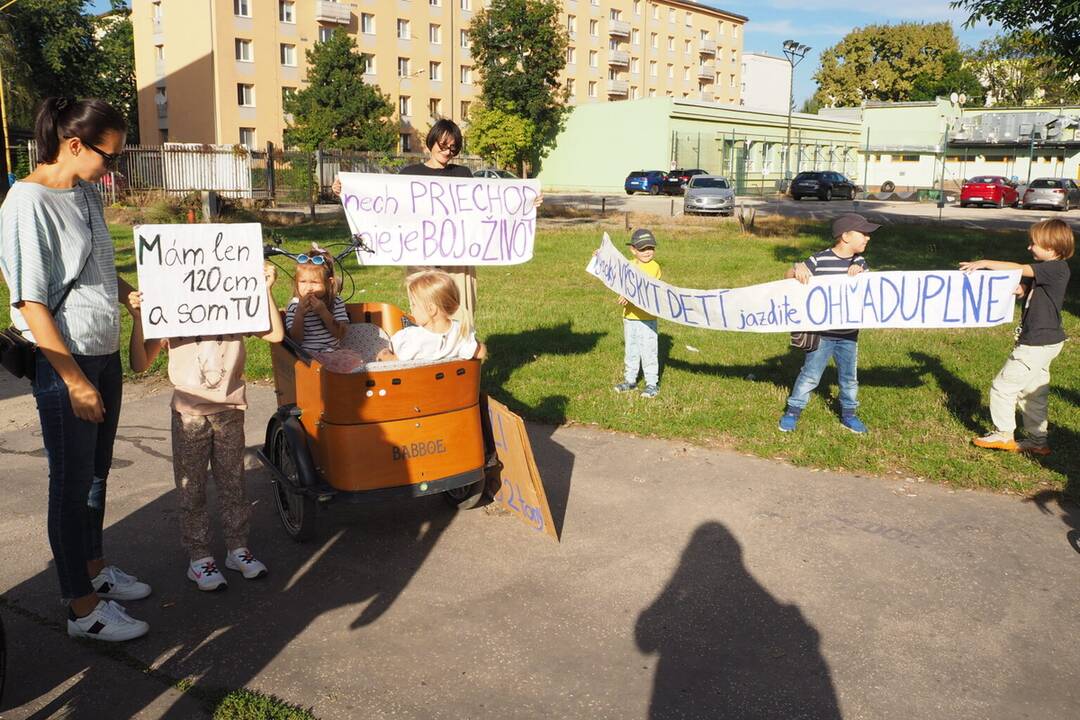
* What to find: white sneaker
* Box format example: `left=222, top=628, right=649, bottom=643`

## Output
left=225, top=547, right=268, bottom=580
left=187, top=557, right=227, bottom=591
left=92, top=565, right=152, bottom=601
left=67, top=599, right=149, bottom=642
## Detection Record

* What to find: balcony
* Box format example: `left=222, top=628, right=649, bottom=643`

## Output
left=609, top=19, right=630, bottom=37
left=156, top=102, right=168, bottom=118
left=314, top=1, right=351, bottom=25
left=608, top=79, right=629, bottom=96
left=609, top=50, right=629, bottom=66
left=699, top=38, right=716, bottom=55
left=697, top=65, right=714, bottom=80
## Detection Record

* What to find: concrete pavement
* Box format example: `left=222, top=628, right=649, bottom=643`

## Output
left=1, top=376, right=1078, bottom=719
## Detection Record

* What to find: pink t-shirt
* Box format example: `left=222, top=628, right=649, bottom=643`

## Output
left=167, top=335, right=247, bottom=415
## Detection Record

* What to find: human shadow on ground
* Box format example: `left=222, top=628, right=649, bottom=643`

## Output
left=1029, top=491, right=1080, bottom=556
left=1, top=447, right=457, bottom=719
left=636, top=522, right=841, bottom=719
left=482, top=323, right=603, bottom=539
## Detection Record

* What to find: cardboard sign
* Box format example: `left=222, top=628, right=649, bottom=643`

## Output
left=587, top=234, right=1022, bottom=332
left=338, top=172, right=540, bottom=266
left=134, top=223, right=269, bottom=340
left=486, top=397, right=558, bottom=542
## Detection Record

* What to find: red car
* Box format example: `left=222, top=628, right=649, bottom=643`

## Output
left=959, top=176, right=1019, bottom=208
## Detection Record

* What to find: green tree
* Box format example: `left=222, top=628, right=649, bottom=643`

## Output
left=967, top=31, right=1080, bottom=106
left=464, top=101, right=538, bottom=170
left=93, top=2, right=139, bottom=142
left=908, top=50, right=984, bottom=105
left=952, top=0, right=1080, bottom=86
left=467, top=0, right=570, bottom=171
left=811, top=22, right=970, bottom=107
left=283, top=31, right=396, bottom=152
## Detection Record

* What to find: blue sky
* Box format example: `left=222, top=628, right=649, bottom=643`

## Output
left=90, top=0, right=1000, bottom=107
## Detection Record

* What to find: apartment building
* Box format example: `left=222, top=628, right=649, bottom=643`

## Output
left=132, top=0, right=746, bottom=150
left=738, top=52, right=789, bottom=114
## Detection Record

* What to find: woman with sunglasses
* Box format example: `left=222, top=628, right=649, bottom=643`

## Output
left=0, top=97, right=151, bottom=642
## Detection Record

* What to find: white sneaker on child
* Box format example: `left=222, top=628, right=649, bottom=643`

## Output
left=225, top=547, right=268, bottom=579
left=187, top=557, right=227, bottom=591
left=92, top=565, right=152, bottom=601
left=67, top=599, right=149, bottom=642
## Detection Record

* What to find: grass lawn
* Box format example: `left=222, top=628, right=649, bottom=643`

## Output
left=3, top=215, right=1077, bottom=496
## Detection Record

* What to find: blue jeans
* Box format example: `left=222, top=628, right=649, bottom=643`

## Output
left=786, top=337, right=859, bottom=414
left=624, top=319, right=659, bottom=387
left=32, top=351, right=122, bottom=599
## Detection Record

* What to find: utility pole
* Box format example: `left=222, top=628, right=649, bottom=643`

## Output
left=781, top=40, right=810, bottom=188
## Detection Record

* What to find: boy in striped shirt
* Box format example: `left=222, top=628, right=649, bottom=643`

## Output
left=778, top=213, right=879, bottom=434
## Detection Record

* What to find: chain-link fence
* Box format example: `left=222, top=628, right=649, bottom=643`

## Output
left=670, top=130, right=863, bottom=196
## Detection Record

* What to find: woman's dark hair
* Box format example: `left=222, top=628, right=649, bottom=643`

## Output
left=35, top=97, right=128, bottom=164
left=424, top=119, right=463, bottom=155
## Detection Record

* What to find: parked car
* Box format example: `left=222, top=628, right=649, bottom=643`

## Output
left=662, top=168, right=707, bottom=195
left=959, top=175, right=1019, bottom=208
left=790, top=171, right=857, bottom=201
left=683, top=175, right=735, bottom=216
left=625, top=170, right=668, bottom=195
left=1021, top=177, right=1080, bottom=211
left=473, top=168, right=518, bottom=179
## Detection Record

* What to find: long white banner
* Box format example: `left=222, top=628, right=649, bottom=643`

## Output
left=339, top=171, right=540, bottom=266
left=586, top=234, right=1021, bottom=332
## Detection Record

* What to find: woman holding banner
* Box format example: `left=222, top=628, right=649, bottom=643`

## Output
left=0, top=98, right=151, bottom=642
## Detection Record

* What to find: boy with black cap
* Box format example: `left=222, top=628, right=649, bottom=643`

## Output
left=614, top=228, right=663, bottom=398
left=778, top=213, right=879, bottom=433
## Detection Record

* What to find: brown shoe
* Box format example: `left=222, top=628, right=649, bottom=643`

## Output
left=972, top=433, right=1019, bottom=452
left=1017, top=439, right=1052, bottom=456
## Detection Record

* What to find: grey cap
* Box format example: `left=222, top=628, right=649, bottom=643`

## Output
left=628, top=228, right=657, bottom=250
left=832, top=213, right=880, bottom=238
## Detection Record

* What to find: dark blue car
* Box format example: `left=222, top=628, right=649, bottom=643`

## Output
left=625, top=170, right=667, bottom=195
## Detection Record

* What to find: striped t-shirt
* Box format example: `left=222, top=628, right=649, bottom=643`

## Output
left=0, top=180, right=120, bottom=355
left=285, top=295, right=349, bottom=352
left=804, top=248, right=869, bottom=339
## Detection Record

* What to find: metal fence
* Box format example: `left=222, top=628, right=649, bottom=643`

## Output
left=16, top=141, right=487, bottom=205
left=671, top=130, right=863, bottom=196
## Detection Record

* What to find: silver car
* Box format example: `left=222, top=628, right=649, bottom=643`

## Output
left=683, top=175, right=735, bottom=216
left=1021, top=177, right=1080, bottom=211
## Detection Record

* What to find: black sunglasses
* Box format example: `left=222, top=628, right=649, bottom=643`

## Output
left=78, top=139, right=124, bottom=170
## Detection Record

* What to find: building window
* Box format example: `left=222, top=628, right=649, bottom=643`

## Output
left=631, top=28, right=640, bottom=44
left=718, top=20, right=725, bottom=35
left=650, top=33, right=658, bottom=49
left=667, top=36, right=674, bottom=51
left=668, top=8, right=675, bottom=23
left=429, top=60, right=441, bottom=80
left=398, top=57, right=410, bottom=76
left=729, top=73, right=735, bottom=88
left=155, top=44, right=165, bottom=60
left=567, top=78, right=576, bottom=96
left=652, top=4, right=659, bottom=20
left=631, top=57, right=639, bottom=73
left=234, top=0, right=250, bottom=17
left=649, top=60, right=657, bottom=77
left=460, top=65, right=472, bottom=83
left=235, top=39, right=253, bottom=62
left=609, top=38, right=619, bottom=51
left=429, top=98, right=442, bottom=117
left=280, top=44, right=296, bottom=66
left=589, top=19, right=598, bottom=36
left=318, top=27, right=333, bottom=43
left=460, top=30, right=469, bottom=48
left=401, top=133, right=412, bottom=152
left=589, top=50, right=598, bottom=68
left=731, top=49, right=737, bottom=64
left=567, top=15, right=576, bottom=34
left=588, top=81, right=597, bottom=97
left=685, top=11, right=691, bottom=26
left=237, top=84, right=255, bottom=106
left=361, top=13, right=375, bottom=34
left=566, top=47, right=576, bottom=64
left=239, top=127, right=256, bottom=146
left=361, top=53, right=376, bottom=74
left=649, top=88, right=656, bottom=97
left=460, top=100, right=471, bottom=118
left=608, top=67, right=618, bottom=80
left=631, top=86, right=639, bottom=99
left=399, top=96, right=411, bottom=117
left=429, top=24, right=441, bottom=43
left=152, top=1, right=162, bottom=20
left=667, top=64, right=673, bottom=79
left=397, top=19, right=410, bottom=39
left=159, top=128, right=169, bottom=143
left=278, top=1, right=294, bottom=23
left=683, top=67, right=689, bottom=81
left=685, top=39, right=692, bottom=54
left=430, top=0, right=441, bottom=5
left=897, top=154, right=920, bottom=162
left=460, top=0, right=470, bottom=8
left=733, top=24, right=738, bottom=38
left=634, top=0, right=641, bottom=14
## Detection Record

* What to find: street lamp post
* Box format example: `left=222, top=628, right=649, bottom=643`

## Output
left=782, top=39, right=810, bottom=186
left=939, top=92, right=966, bottom=215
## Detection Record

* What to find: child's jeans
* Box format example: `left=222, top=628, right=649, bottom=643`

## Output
left=989, top=342, right=1064, bottom=440
left=786, top=336, right=859, bottom=414
left=624, top=318, right=659, bottom=387
left=171, top=409, right=251, bottom=560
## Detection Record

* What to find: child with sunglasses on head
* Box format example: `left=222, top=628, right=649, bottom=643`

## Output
left=128, top=264, right=284, bottom=592
left=285, top=249, right=349, bottom=354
